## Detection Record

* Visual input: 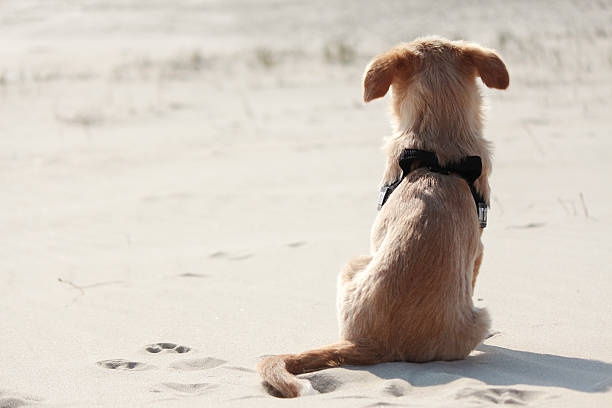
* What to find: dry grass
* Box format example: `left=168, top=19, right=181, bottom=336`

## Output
left=254, top=47, right=278, bottom=68
left=323, top=40, right=356, bottom=65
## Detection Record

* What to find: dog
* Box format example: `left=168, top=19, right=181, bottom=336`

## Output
left=257, top=36, right=509, bottom=398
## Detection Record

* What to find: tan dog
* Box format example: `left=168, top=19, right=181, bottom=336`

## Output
left=258, top=36, right=509, bottom=398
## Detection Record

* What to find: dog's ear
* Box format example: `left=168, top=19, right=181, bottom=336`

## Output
left=461, top=44, right=509, bottom=90
left=363, top=48, right=419, bottom=102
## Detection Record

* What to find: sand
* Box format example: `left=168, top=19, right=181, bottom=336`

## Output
left=1, top=0, right=611, bottom=407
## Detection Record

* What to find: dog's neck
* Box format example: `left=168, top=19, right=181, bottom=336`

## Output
left=381, top=82, right=491, bottom=203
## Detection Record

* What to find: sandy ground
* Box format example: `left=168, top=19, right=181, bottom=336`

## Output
left=1, top=0, right=611, bottom=407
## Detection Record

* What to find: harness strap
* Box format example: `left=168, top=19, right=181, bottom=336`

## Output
left=377, top=149, right=488, bottom=228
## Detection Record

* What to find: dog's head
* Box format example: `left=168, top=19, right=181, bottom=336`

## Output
left=362, top=37, right=508, bottom=120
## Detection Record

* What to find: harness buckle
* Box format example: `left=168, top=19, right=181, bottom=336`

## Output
left=378, top=186, right=392, bottom=210
left=478, top=202, right=488, bottom=228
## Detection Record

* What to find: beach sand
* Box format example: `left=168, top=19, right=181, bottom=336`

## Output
left=1, top=1, right=611, bottom=406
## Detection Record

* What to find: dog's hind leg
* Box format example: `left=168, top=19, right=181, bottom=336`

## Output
left=340, top=255, right=372, bottom=283
left=337, top=255, right=372, bottom=329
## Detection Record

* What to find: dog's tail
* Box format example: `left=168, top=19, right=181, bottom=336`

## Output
left=257, top=341, right=380, bottom=398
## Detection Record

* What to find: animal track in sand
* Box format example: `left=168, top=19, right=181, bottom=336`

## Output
left=299, top=372, right=341, bottom=394
left=456, top=387, right=541, bottom=404
left=0, top=398, right=25, bottom=408
left=96, top=359, right=150, bottom=370
left=161, top=382, right=218, bottom=394
left=381, top=380, right=412, bottom=397
left=0, top=397, right=28, bottom=408
left=145, top=342, right=191, bottom=354
left=169, top=357, right=226, bottom=371
left=0, top=391, right=41, bottom=408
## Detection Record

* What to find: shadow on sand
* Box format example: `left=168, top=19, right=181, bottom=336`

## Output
left=346, top=344, right=612, bottom=393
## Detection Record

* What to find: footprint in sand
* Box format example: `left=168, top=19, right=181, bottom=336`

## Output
left=381, top=379, right=412, bottom=397
left=0, top=391, right=41, bottom=408
left=96, top=359, right=150, bottom=371
left=0, top=397, right=28, bottom=408
left=145, top=342, right=191, bottom=354
left=456, top=387, right=541, bottom=404
left=169, top=357, right=227, bottom=371
left=161, top=382, right=219, bottom=394
left=298, top=372, right=341, bottom=394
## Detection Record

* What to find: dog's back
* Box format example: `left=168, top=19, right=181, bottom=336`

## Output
left=340, top=170, right=489, bottom=362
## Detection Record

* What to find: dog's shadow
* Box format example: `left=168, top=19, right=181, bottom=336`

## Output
left=344, top=344, right=612, bottom=393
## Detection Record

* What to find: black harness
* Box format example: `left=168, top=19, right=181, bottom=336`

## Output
left=377, top=149, right=488, bottom=228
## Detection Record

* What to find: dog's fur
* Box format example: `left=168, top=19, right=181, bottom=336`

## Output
left=257, top=37, right=509, bottom=398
